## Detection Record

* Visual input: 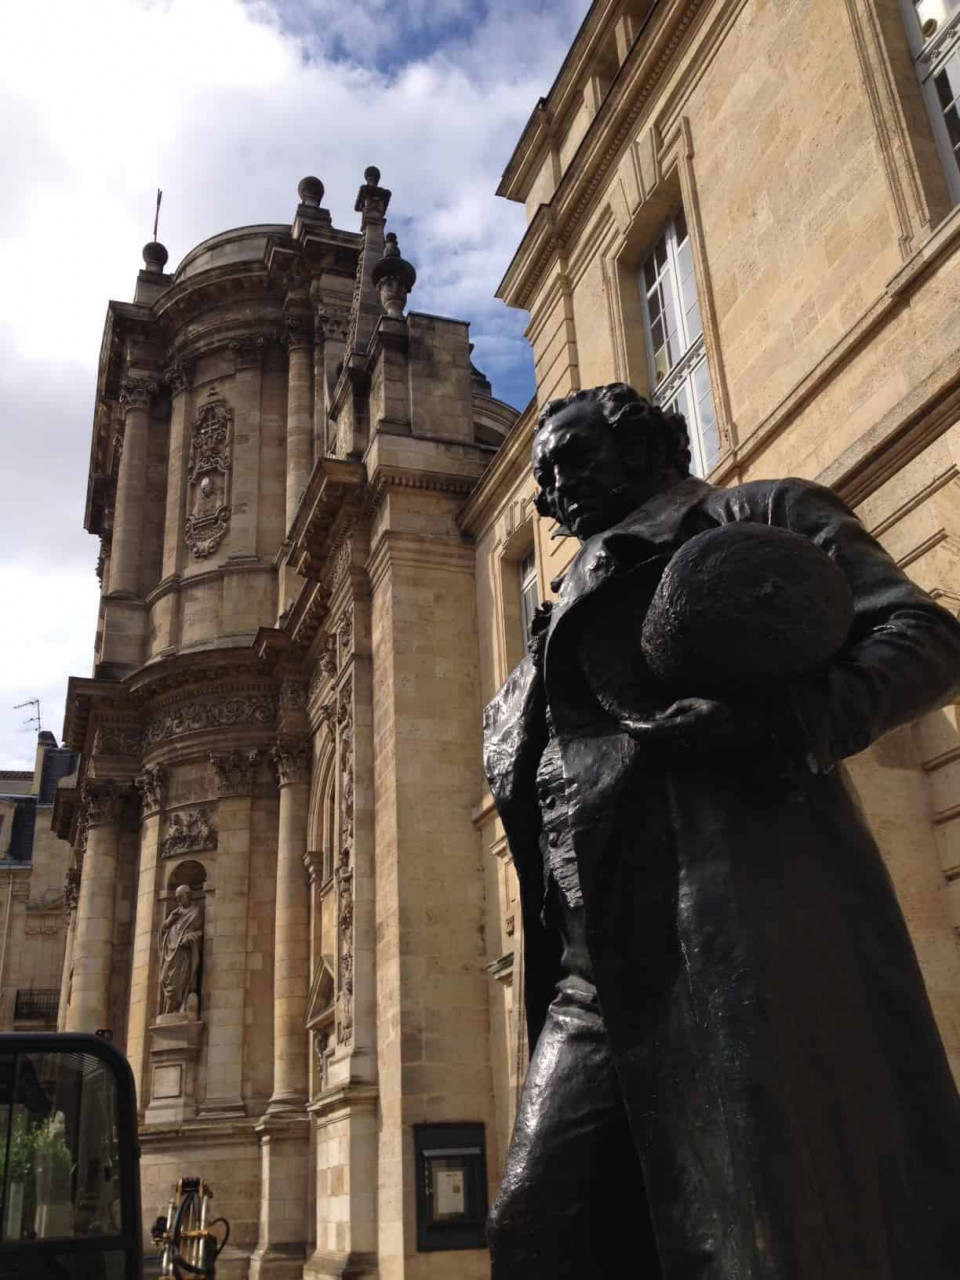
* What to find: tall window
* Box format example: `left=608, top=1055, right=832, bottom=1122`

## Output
left=901, top=0, right=960, bottom=200
left=639, top=208, right=719, bottom=477
left=519, top=550, right=539, bottom=648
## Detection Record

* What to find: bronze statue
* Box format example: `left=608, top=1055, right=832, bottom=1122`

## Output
left=158, top=884, right=204, bottom=1017
left=483, top=383, right=960, bottom=1278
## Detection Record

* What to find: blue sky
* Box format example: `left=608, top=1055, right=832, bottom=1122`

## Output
left=0, top=0, right=589, bottom=764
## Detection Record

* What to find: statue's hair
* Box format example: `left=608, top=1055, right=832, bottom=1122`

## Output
left=535, top=383, right=692, bottom=480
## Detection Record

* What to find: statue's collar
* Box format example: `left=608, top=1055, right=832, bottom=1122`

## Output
left=554, top=477, right=713, bottom=602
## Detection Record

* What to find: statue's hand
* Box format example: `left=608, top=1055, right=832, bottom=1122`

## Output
left=621, top=697, right=774, bottom=761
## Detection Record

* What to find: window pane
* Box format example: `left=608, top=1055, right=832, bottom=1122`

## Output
left=915, top=0, right=960, bottom=42
left=935, top=56, right=960, bottom=110
left=654, top=236, right=668, bottom=271
left=1, top=1050, right=123, bottom=1243
left=693, top=360, right=719, bottom=472
left=674, top=207, right=688, bottom=244
left=642, top=255, right=657, bottom=291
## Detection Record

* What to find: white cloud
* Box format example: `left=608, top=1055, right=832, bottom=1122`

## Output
left=0, top=0, right=586, bottom=758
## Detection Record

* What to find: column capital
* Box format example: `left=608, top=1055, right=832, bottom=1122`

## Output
left=282, top=315, right=313, bottom=352
left=271, top=736, right=312, bottom=788
left=82, top=779, right=131, bottom=829
left=135, top=764, right=167, bottom=816
left=119, top=376, right=159, bottom=416
left=163, top=356, right=194, bottom=395
left=209, top=748, right=260, bottom=797
left=229, top=334, right=266, bottom=369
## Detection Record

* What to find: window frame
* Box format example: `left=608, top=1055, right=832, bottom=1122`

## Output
left=900, top=0, right=960, bottom=202
left=518, top=549, right=539, bottom=649
left=638, top=208, right=719, bottom=478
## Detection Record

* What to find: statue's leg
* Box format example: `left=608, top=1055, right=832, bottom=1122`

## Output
left=487, top=979, right=661, bottom=1278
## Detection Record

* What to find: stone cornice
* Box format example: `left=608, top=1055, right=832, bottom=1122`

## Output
left=498, top=0, right=708, bottom=310
left=285, top=456, right=366, bottom=579
left=497, top=0, right=625, bottom=201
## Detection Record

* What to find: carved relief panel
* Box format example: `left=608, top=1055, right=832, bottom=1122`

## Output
left=184, top=387, right=233, bottom=558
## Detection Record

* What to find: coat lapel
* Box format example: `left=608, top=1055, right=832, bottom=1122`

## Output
left=545, top=477, right=714, bottom=658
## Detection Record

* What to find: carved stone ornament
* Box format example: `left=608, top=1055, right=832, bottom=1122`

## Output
left=93, top=726, right=140, bottom=759
left=160, top=808, right=218, bottom=860
left=164, top=357, right=193, bottom=395
left=64, top=866, right=81, bottom=913
left=279, top=680, right=307, bottom=712
left=184, top=387, right=232, bottom=560
left=337, top=609, right=354, bottom=668
left=82, top=780, right=126, bottom=829
left=229, top=334, right=266, bottom=369
left=119, top=376, right=158, bottom=415
left=135, top=764, right=168, bottom=816
left=143, top=694, right=277, bottom=749
left=271, top=736, right=312, bottom=788
left=320, top=634, right=338, bottom=678
left=335, top=678, right=355, bottom=1048
left=315, top=305, right=351, bottom=344
left=210, top=748, right=261, bottom=797
left=282, top=315, right=312, bottom=352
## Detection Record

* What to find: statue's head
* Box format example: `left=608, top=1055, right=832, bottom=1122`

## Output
left=174, top=884, right=191, bottom=906
left=531, top=383, right=691, bottom=540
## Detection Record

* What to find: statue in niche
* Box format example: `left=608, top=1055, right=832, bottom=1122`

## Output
left=184, top=386, right=232, bottom=558
left=482, top=383, right=960, bottom=1278
left=158, top=885, right=204, bottom=1018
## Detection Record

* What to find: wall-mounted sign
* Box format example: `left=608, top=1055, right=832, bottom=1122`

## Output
left=413, top=1122, right=488, bottom=1252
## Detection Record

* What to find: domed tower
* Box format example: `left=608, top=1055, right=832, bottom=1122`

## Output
left=52, top=171, right=517, bottom=1277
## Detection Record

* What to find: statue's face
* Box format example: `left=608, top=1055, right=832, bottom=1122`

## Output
left=175, top=886, right=190, bottom=906
left=532, top=401, right=650, bottom=539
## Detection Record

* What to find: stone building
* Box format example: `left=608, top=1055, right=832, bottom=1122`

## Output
left=0, top=732, right=77, bottom=1031
left=58, top=0, right=960, bottom=1276
left=54, top=168, right=516, bottom=1279
left=465, top=0, right=960, bottom=1182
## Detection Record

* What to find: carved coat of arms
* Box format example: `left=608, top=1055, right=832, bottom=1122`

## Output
left=184, top=387, right=232, bottom=558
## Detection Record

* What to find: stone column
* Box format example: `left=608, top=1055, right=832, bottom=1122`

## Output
left=201, top=749, right=260, bottom=1116
left=57, top=867, right=80, bottom=1031
left=126, top=766, right=167, bottom=1110
left=161, top=359, right=193, bottom=582
left=66, top=782, right=126, bottom=1033
left=250, top=736, right=311, bottom=1280
left=111, top=377, right=157, bottom=597
left=268, top=736, right=312, bottom=1111
left=283, top=320, right=313, bottom=534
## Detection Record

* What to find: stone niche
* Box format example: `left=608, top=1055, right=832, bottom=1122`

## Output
left=145, top=860, right=207, bottom=1126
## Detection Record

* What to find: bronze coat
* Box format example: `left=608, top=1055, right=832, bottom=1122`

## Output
left=483, top=476, right=960, bottom=1279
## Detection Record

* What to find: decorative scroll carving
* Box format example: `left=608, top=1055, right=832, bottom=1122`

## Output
left=210, top=749, right=261, bottom=797
left=160, top=809, right=217, bottom=860
left=229, top=334, right=266, bottom=368
left=282, top=315, right=312, bottom=351
left=337, top=609, right=354, bottom=668
left=82, top=780, right=125, bottom=829
left=119, top=376, right=158, bottom=415
left=164, top=357, right=193, bottom=395
left=135, top=765, right=167, bottom=816
left=320, top=634, right=338, bottom=678
left=184, top=387, right=232, bottom=559
left=93, top=726, right=140, bottom=758
left=333, top=539, right=353, bottom=589
left=64, top=867, right=81, bottom=912
left=143, top=694, right=277, bottom=749
left=271, top=736, right=312, bottom=788
left=303, top=850, right=324, bottom=885
left=95, top=534, right=111, bottom=584
left=335, top=678, right=355, bottom=1047
left=158, top=885, right=204, bottom=1017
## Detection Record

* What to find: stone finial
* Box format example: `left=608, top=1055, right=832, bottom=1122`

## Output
left=297, top=175, right=325, bottom=208
left=354, top=164, right=391, bottom=220
left=371, top=232, right=416, bottom=319
left=142, top=241, right=169, bottom=273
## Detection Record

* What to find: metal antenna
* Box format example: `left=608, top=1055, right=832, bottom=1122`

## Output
left=153, top=188, right=163, bottom=241
left=13, top=698, right=41, bottom=734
